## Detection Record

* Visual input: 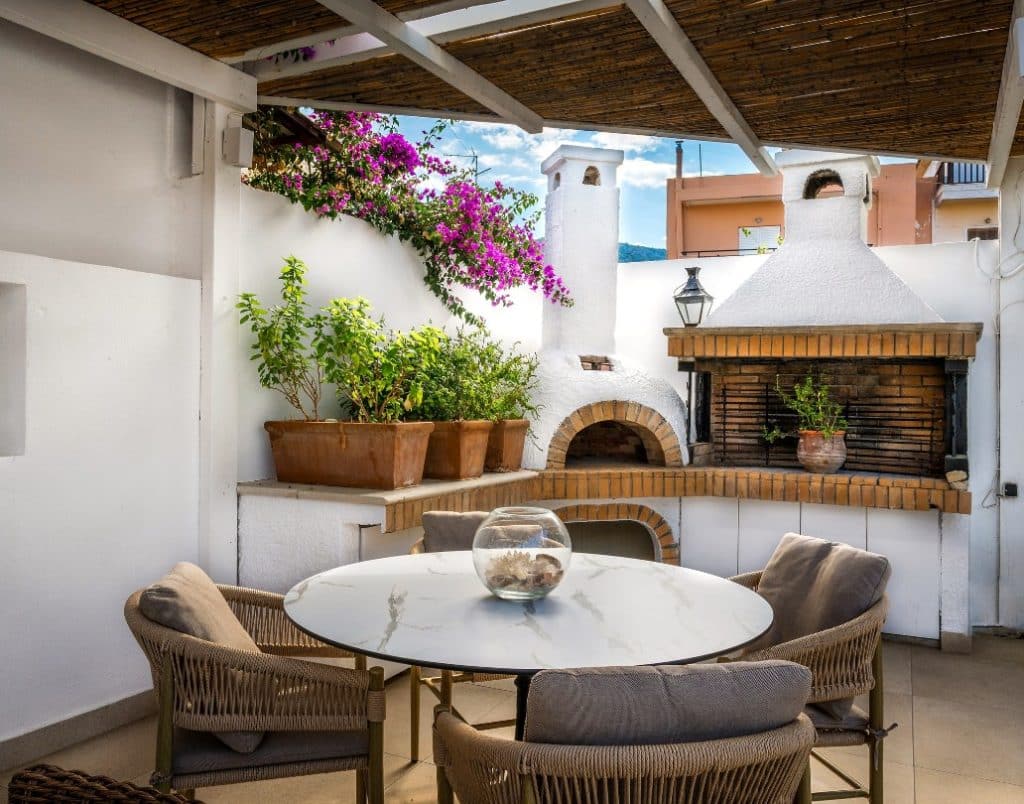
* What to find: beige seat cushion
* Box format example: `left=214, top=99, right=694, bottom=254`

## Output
left=524, top=660, right=810, bottom=746
left=421, top=511, right=488, bottom=552
left=172, top=728, right=368, bottom=775
left=139, top=563, right=263, bottom=753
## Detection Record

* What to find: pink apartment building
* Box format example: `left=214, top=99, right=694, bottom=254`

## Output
left=665, top=156, right=997, bottom=257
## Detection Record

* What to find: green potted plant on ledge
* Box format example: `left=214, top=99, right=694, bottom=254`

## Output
left=764, top=373, right=848, bottom=474
left=484, top=343, right=539, bottom=473
left=238, top=257, right=442, bottom=490
left=412, top=327, right=497, bottom=480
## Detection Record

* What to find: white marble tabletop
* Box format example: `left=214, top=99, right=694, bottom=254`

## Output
left=284, top=552, right=773, bottom=675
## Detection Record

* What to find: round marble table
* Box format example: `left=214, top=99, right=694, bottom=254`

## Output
left=284, top=552, right=773, bottom=737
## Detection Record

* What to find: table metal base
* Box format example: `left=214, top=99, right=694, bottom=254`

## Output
left=514, top=674, right=533, bottom=741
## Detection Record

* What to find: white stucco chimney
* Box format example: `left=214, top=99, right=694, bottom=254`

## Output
left=540, top=145, right=625, bottom=354
left=705, top=150, right=942, bottom=327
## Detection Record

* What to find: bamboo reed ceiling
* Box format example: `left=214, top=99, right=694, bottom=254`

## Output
left=84, top=0, right=431, bottom=60
left=261, top=7, right=728, bottom=139
left=90, top=0, right=1019, bottom=160
left=664, top=0, right=1012, bottom=160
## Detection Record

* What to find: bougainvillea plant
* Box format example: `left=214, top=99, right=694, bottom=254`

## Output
left=244, top=109, right=571, bottom=322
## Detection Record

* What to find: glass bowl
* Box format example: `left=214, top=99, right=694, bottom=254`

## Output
left=472, top=506, right=572, bottom=601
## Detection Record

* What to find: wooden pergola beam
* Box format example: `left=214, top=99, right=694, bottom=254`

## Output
left=0, top=0, right=256, bottom=111
left=987, top=2, right=1024, bottom=189
left=624, top=0, right=776, bottom=176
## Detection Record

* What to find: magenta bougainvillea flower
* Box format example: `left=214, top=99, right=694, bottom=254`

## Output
left=244, top=110, right=571, bottom=321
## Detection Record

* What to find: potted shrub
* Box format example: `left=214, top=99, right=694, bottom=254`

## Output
left=412, top=327, right=495, bottom=480
left=484, top=343, right=539, bottom=473
left=238, top=258, right=442, bottom=490
left=764, top=373, right=848, bottom=474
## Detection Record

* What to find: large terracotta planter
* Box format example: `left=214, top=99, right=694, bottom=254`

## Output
left=264, top=420, right=434, bottom=490
left=796, top=430, right=847, bottom=474
left=484, top=419, right=530, bottom=472
left=423, top=420, right=494, bottom=480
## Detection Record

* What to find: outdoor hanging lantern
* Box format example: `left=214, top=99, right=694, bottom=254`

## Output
left=673, top=266, right=713, bottom=327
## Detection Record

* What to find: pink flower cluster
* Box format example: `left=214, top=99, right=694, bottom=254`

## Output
left=245, top=109, right=571, bottom=319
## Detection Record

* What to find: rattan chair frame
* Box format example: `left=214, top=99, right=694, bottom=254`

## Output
left=433, top=704, right=815, bottom=804
left=407, top=538, right=516, bottom=761
left=124, top=584, right=385, bottom=802
left=7, top=764, right=201, bottom=803
left=731, top=570, right=890, bottom=804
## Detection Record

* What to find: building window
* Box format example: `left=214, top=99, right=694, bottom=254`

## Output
left=0, top=282, right=27, bottom=456
left=966, top=226, right=998, bottom=241
left=739, top=225, right=782, bottom=254
left=582, top=166, right=601, bottom=186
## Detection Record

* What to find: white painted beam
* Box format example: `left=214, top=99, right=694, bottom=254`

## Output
left=254, top=0, right=613, bottom=81
left=0, top=0, right=256, bottom=111
left=225, top=0, right=502, bottom=63
left=258, top=94, right=503, bottom=124
left=987, top=4, right=1024, bottom=189
left=624, top=0, right=776, bottom=175
left=312, top=0, right=543, bottom=132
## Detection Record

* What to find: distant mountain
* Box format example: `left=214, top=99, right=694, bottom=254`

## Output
left=536, top=239, right=666, bottom=263
left=619, top=243, right=667, bottom=263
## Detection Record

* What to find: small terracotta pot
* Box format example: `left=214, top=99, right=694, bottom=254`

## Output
left=423, top=420, right=494, bottom=480
left=265, top=420, right=434, bottom=490
left=796, top=430, right=847, bottom=474
left=484, top=419, right=530, bottom=472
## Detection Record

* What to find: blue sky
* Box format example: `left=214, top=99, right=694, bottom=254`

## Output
left=395, top=117, right=759, bottom=249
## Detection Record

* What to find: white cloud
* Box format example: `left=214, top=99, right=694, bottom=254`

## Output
left=588, top=132, right=661, bottom=154
left=618, top=157, right=675, bottom=189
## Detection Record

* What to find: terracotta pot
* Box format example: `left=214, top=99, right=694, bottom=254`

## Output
left=796, top=430, right=847, bottom=474
left=484, top=419, right=530, bottom=472
left=264, top=420, right=434, bottom=490
left=423, top=420, right=494, bottom=480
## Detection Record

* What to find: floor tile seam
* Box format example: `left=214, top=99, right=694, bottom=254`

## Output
left=912, top=761, right=1024, bottom=789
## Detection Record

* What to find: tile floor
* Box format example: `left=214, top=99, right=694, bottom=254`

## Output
left=3, top=635, right=1023, bottom=803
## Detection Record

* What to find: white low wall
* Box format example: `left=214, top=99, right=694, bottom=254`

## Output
left=0, top=251, right=200, bottom=742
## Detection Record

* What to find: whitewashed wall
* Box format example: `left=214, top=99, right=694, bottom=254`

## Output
left=0, top=22, right=202, bottom=279
left=0, top=251, right=200, bottom=743
left=0, top=21, right=205, bottom=747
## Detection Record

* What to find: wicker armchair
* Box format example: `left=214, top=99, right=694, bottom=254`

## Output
left=408, top=537, right=516, bottom=761
left=7, top=764, right=201, bottom=803
left=124, top=584, right=385, bottom=802
left=433, top=705, right=816, bottom=804
left=731, top=570, right=892, bottom=804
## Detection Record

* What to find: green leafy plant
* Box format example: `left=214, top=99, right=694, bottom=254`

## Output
left=315, top=297, right=444, bottom=423
left=763, top=373, right=848, bottom=443
left=489, top=346, right=540, bottom=421
left=411, top=327, right=540, bottom=422
left=237, top=256, right=323, bottom=421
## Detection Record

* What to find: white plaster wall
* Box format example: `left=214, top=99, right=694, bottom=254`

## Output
left=0, top=250, right=200, bottom=741
left=0, top=22, right=201, bottom=279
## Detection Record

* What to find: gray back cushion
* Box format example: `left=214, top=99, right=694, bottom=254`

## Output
left=139, top=562, right=258, bottom=653
left=421, top=511, right=488, bottom=552
left=752, top=533, right=890, bottom=650
left=524, top=661, right=810, bottom=746
left=139, top=562, right=263, bottom=753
